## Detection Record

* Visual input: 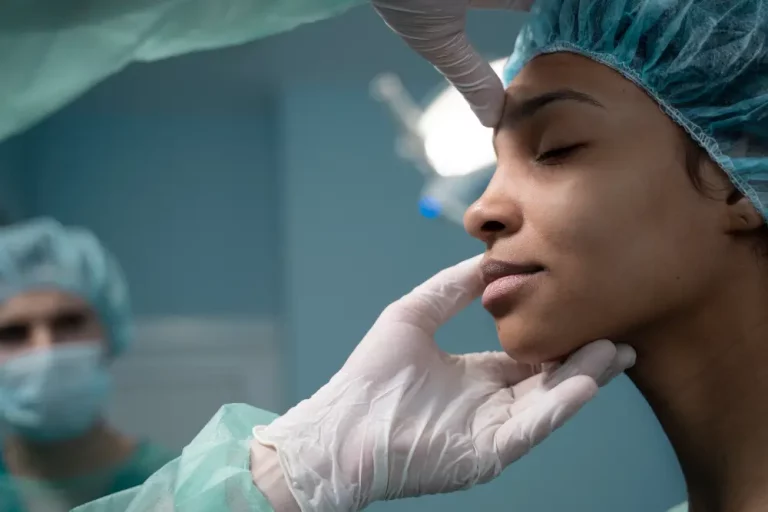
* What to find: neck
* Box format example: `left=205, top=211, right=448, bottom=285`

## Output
left=627, top=261, right=768, bottom=512
left=3, top=421, right=135, bottom=480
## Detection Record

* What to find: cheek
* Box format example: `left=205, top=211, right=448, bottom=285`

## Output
left=490, top=176, right=638, bottom=361
left=494, top=166, right=721, bottom=362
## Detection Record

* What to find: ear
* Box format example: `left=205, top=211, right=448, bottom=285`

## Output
left=725, top=189, right=764, bottom=233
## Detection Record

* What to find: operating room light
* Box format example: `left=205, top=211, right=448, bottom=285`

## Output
left=418, top=58, right=507, bottom=177
left=370, top=57, right=508, bottom=225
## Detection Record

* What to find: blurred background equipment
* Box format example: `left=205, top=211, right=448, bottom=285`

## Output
left=371, top=59, right=507, bottom=225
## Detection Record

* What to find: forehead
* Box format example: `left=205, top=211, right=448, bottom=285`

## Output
left=0, top=290, right=92, bottom=323
left=505, top=52, right=656, bottom=115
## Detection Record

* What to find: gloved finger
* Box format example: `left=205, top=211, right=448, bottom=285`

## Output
left=373, top=3, right=506, bottom=128
left=495, top=375, right=597, bottom=467
left=418, top=34, right=505, bottom=127
left=595, top=343, right=636, bottom=387
left=508, top=340, right=626, bottom=406
left=383, top=254, right=484, bottom=335
left=470, top=0, right=535, bottom=10
left=540, top=339, right=617, bottom=390
left=467, top=351, right=540, bottom=386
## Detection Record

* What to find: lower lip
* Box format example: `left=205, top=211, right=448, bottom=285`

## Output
left=482, top=272, right=542, bottom=310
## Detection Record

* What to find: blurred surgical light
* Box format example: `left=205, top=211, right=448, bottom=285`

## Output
left=418, top=59, right=506, bottom=177
left=371, top=58, right=506, bottom=225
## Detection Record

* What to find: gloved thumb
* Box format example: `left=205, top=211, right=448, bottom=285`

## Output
left=382, top=254, right=484, bottom=335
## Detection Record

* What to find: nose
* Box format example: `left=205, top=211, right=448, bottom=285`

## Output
left=464, top=172, right=523, bottom=245
left=29, top=324, right=54, bottom=350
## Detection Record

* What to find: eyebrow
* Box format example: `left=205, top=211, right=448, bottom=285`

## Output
left=0, top=306, right=90, bottom=327
left=497, top=88, right=605, bottom=131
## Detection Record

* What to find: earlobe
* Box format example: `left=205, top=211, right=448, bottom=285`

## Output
left=726, top=193, right=764, bottom=233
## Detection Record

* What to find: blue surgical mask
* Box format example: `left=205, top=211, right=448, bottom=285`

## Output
left=0, top=343, right=111, bottom=442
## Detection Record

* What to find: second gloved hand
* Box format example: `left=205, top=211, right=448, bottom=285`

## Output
left=372, top=0, right=534, bottom=127
left=253, top=255, right=635, bottom=511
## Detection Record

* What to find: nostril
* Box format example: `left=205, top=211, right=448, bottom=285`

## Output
left=481, top=220, right=506, bottom=233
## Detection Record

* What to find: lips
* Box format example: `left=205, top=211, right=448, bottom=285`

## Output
left=480, top=259, right=544, bottom=286
left=480, top=259, right=544, bottom=315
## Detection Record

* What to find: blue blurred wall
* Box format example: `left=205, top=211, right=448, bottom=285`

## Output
left=19, top=82, right=280, bottom=317
left=0, top=5, right=685, bottom=511
left=0, top=133, right=29, bottom=221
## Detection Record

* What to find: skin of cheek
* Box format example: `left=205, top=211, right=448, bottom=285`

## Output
left=492, top=144, right=726, bottom=363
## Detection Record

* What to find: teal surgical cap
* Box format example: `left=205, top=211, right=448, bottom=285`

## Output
left=0, top=218, right=131, bottom=356
left=504, top=0, right=768, bottom=218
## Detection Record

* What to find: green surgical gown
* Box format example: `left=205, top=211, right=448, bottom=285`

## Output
left=0, top=439, right=176, bottom=511
left=0, top=0, right=366, bottom=142
left=73, top=404, right=278, bottom=512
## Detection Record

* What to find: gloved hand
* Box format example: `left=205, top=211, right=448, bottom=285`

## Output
left=372, top=0, right=534, bottom=127
left=252, top=255, right=635, bottom=511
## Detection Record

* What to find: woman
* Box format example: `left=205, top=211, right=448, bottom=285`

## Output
left=463, top=0, right=767, bottom=510
left=0, top=218, right=176, bottom=511
left=251, top=1, right=766, bottom=510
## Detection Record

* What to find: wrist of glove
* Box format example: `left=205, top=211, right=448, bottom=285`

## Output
left=254, top=369, right=408, bottom=511
left=250, top=442, right=302, bottom=512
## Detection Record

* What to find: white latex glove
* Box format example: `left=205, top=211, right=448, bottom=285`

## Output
left=372, top=0, right=535, bottom=127
left=253, top=255, right=635, bottom=511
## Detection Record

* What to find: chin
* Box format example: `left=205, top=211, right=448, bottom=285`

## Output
left=495, top=315, right=583, bottom=365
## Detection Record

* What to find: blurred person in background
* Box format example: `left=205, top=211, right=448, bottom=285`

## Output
left=0, top=218, right=176, bottom=511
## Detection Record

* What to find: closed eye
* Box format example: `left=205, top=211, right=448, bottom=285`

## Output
left=535, top=143, right=588, bottom=164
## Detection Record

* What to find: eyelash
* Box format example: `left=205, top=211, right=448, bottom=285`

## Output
left=535, top=143, right=587, bottom=164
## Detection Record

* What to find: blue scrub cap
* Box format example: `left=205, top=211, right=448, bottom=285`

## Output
left=0, top=218, right=132, bottom=356
left=504, top=0, right=768, bottom=218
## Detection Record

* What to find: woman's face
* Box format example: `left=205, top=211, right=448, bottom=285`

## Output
left=464, top=52, right=736, bottom=364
